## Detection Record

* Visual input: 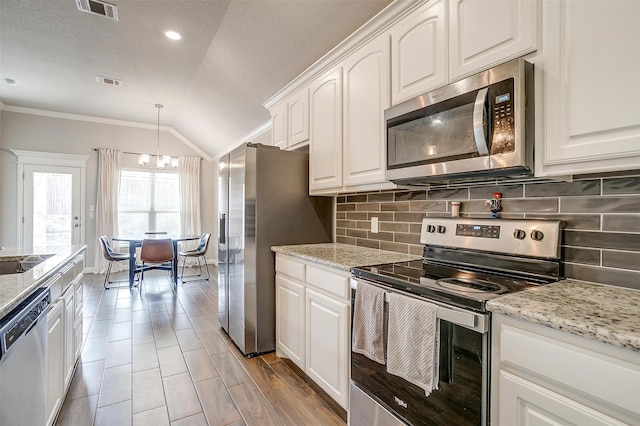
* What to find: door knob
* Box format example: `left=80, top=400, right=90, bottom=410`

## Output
left=74, top=216, right=79, bottom=220
left=74, top=223, right=80, bottom=228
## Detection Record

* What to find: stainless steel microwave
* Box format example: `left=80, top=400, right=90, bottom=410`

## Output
left=385, top=58, right=534, bottom=184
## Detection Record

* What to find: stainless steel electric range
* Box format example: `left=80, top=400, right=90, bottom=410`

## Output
left=349, top=217, right=563, bottom=426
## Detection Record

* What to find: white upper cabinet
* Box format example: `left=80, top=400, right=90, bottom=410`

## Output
left=271, top=102, right=287, bottom=149
left=536, top=0, right=640, bottom=176
left=270, top=88, right=310, bottom=150
left=343, top=33, right=394, bottom=188
left=448, top=0, right=537, bottom=80
left=391, top=0, right=448, bottom=105
left=288, top=88, right=310, bottom=147
left=309, top=68, right=343, bottom=192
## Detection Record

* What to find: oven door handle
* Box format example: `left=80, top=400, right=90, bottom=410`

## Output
left=351, top=278, right=488, bottom=332
left=473, top=87, right=490, bottom=156
left=436, top=306, right=476, bottom=328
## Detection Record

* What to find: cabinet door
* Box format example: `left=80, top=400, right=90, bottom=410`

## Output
left=391, top=0, right=447, bottom=105
left=288, top=88, right=310, bottom=147
left=536, top=0, right=640, bottom=176
left=305, top=288, right=350, bottom=409
left=309, top=68, right=343, bottom=192
left=449, top=0, right=537, bottom=80
left=275, top=275, right=305, bottom=369
left=271, top=102, right=288, bottom=149
left=343, top=33, right=393, bottom=188
left=74, top=277, right=84, bottom=357
left=46, top=301, right=64, bottom=426
left=62, top=285, right=75, bottom=388
left=499, top=371, right=628, bottom=426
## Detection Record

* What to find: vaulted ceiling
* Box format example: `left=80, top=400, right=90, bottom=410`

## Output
left=0, top=0, right=392, bottom=158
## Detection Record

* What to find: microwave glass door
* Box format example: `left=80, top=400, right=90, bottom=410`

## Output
left=387, top=90, right=489, bottom=169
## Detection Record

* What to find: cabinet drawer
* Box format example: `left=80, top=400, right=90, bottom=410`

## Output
left=276, top=256, right=306, bottom=282
left=500, top=323, right=640, bottom=415
left=305, top=265, right=350, bottom=300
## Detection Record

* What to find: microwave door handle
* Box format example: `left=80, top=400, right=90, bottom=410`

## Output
left=473, top=87, right=490, bottom=156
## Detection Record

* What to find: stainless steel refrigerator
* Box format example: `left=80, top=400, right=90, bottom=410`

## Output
left=217, top=143, right=332, bottom=357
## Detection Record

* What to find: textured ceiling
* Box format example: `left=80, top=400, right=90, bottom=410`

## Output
left=0, top=0, right=393, bottom=157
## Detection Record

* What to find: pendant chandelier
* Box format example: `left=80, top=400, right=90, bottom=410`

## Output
left=138, top=103, right=178, bottom=168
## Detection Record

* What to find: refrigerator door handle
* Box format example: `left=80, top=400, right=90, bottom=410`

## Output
left=219, top=214, right=226, bottom=245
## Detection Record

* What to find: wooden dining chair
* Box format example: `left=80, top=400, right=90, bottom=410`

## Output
left=99, top=236, right=131, bottom=289
left=137, top=238, right=174, bottom=284
left=178, top=233, right=211, bottom=283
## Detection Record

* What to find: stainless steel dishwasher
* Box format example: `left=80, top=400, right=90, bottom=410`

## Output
left=0, top=287, right=51, bottom=426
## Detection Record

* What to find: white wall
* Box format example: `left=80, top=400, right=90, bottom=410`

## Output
left=0, top=110, right=216, bottom=268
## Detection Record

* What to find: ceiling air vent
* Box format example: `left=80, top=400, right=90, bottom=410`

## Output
left=75, top=0, right=118, bottom=21
left=95, top=75, right=121, bottom=87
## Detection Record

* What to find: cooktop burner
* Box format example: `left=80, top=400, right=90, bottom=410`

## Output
left=352, top=259, right=549, bottom=312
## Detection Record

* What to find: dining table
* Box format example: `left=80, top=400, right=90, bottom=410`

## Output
left=112, top=234, right=200, bottom=287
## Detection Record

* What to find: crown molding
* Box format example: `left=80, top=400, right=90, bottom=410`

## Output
left=263, top=0, right=424, bottom=110
left=216, top=120, right=272, bottom=159
left=1, top=104, right=212, bottom=161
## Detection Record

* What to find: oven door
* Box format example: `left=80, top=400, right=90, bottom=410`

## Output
left=350, top=278, right=490, bottom=426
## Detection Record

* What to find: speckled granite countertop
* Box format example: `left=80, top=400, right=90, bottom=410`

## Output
left=272, top=243, right=421, bottom=272
left=0, top=245, right=86, bottom=317
left=487, top=279, right=640, bottom=353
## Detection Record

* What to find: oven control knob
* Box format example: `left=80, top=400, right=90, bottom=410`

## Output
left=426, top=225, right=436, bottom=233
left=531, top=230, right=544, bottom=241
left=513, top=229, right=526, bottom=240
left=437, top=225, right=446, bottom=234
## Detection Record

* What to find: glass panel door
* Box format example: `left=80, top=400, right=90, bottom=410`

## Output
left=24, top=165, right=81, bottom=247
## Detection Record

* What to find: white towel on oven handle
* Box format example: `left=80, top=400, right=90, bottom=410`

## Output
left=352, top=281, right=386, bottom=364
left=386, top=292, right=440, bottom=396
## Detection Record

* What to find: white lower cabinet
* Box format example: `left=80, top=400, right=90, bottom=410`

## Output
left=62, top=284, right=76, bottom=388
left=45, top=251, right=85, bottom=426
left=498, top=370, right=627, bottom=426
left=305, top=288, right=350, bottom=409
left=492, top=314, right=640, bottom=426
left=275, top=275, right=305, bottom=369
left=275, top=254, right=351, bottom=410
left=74, top=278, right=84, bottom=358
left=46, top=300, right=64, bottom=426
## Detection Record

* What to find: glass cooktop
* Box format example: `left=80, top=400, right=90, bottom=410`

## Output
left=351, top=260, right=548, bottom=312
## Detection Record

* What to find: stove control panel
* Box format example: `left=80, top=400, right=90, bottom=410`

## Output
left=455, top=224, right=500, bottom=239
left=420, top=218, right=563, bottom=259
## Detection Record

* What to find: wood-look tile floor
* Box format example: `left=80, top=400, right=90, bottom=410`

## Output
left=55, top=270, right=346, bottom=426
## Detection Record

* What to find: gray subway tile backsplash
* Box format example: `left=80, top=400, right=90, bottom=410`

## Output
left=469, top=184, right=523, bottom=199
left=602, top=215, right=640, bottom=232
left=563, top=247, right=600, bottom=266
left=394, top=190, right=426, bottom=201
left=564, top=230, right=640, bottom=251
left=525, top=180, right=601, bottom=197
left=336, top=174, right=640, bottom=289
left=561, top=196, right=640, bottom=213
left=603, top=177, right=640, bottom=195
left=602, top=250, right=640, bottom=272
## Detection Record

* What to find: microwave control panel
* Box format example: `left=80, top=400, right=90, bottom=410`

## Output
left=489, top=78, right=515, bottom=154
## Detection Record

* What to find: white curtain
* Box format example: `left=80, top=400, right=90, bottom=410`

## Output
left=94, top=149, right=122, bottom=274
left=179, top=156, right=201, bottom=263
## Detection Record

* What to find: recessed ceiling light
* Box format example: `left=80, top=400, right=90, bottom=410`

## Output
left=164, top=30, right=182, bottom=41
left=4, top=78, right=18, bottom=86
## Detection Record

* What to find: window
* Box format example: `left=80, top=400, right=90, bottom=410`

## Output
left=118, top=169, right=180, bottom=235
